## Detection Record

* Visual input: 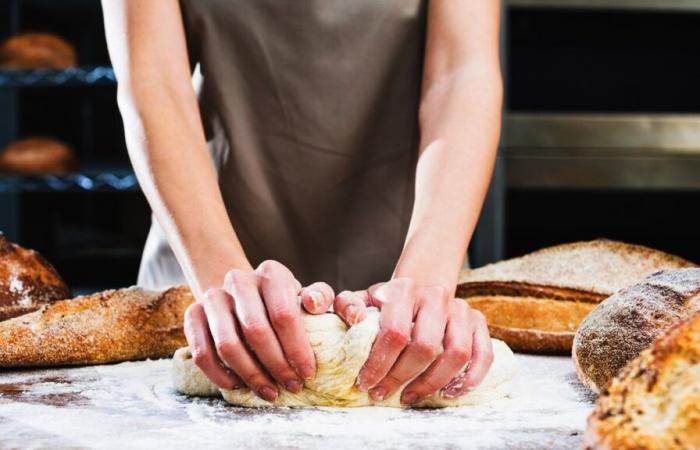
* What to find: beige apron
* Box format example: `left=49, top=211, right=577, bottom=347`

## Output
left=138, top=0, right=426, bottom=292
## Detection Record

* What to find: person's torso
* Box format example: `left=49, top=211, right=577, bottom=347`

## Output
left=173, top=0, right=426, bottom=291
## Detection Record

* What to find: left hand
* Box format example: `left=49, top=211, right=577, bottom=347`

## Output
left=333, top=278, right=493, bottom=405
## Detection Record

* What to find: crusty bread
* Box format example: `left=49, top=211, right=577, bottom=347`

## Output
left=583, top=311, right=700, bottom=450
left=573, top=268, right=700, bottom=394
left=457, top=240, right=696, bottom=354
left=0, top=138, right=78, bottom=176
left=0, top=33, right=77, bottom=69
left=467, top=295, right=596, bottom=354
left=458, top=239, right=695, bottom=301
left=0, top=234, right=70, bottom=321
left=0, top=286, right=194, bottom=367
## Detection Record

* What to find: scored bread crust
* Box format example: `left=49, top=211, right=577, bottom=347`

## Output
left=584, top=312, right=700, bottom=450
left=0, top=234, right=70, bottom=321
left=573, top=268, right=700, bottom=394
left=467, top=295, right=597, bottom=354
left=0, top=286, right=194, bottom=367
left=458, top=239, right=696, bottom=301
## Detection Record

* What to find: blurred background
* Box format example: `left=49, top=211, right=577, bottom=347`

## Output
left=1, top=0, right=699, bottom=293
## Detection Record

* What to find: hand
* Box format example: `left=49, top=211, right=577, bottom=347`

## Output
left=333, top=278, right=493, bottom=405
left=183, top=260, right=335, bottom=401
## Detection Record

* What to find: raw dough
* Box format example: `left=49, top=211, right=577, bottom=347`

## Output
left=172, top=308, right=518, bottom=408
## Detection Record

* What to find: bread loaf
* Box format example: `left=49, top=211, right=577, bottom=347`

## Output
left=0, top=286, right=194, bottom=367
left=0, top=138, right=78, bottom=175
left=0, top=234, right=70, bottom=321
left=583, top=311, right=700, bottom=450
left=458, top=240, right=695, bottom=354
left=0, top=33, right=77, bottom=69
left=573, top=268, right=700, bottom=393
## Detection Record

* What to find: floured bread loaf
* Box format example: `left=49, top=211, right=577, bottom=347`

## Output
left=584, top=312, right=700, bottom=450
left=458, top=240, right=695, bottom=354
left=0, top=234, right=70, bottom=321
left=573, top=269, right=700, bottom=393
left=173, top=308, right=519, bottom=408
left=0, top=286, right=193, bottom=367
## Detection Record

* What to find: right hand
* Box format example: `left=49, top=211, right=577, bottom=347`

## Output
left=183, top=260, right=335, bottom=402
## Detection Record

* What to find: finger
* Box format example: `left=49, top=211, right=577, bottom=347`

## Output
left=357, top=279, right=414, bottom=393
left=300, top=282, right=335, bottom=314
left=257, top=261, right=316, bottom=381
left=333, top=290, right=368, bottom=325
left=402, top=299, right=472, bottom=404
left=224, top=268, right=302, bottom=395
left=443, top=309, right=494, bottom=398
left=183, top=302, right=240, bottom=389
left=371, top=286, right=448, bottom=402
left=199, top=288, right=279, bottom=393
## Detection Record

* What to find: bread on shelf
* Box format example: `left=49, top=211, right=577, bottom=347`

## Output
left=0, top=137, right=78, bottom=175
left=0, top=32, right=77, bottom=69
left=457, top=240, right=696, bottom=354
left=583, top=311, right=700, bottom=450
left=573, top=268, right=700, bottom=393
left=0, top=234, right=70, bottom=321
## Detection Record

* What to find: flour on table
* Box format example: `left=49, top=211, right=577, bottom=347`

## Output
left=172, top=308, right=519, bottom=408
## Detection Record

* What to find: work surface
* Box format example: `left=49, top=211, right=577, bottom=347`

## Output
left=0, top=354, right=595, bottom=450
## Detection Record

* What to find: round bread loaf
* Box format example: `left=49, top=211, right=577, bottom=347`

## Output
left=0, top=138, right=78, bottom=175
left=583, top=311, right=700, bottom=450
left=0, top=234, right=70, bottom=321
left=0, top=32, right=77, bottom=69
left=572, top=268, right=700, bottom=393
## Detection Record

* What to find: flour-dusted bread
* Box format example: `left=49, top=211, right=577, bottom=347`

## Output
left=573, top=269, right=700, bottom=393
left=0, top=234, right=70, bottom=321
left=0, top=286, right=194, bottom=367
left=0, top=32, right=77, bottom=69
left=0, top=138, right=78, bottom=176
left=457, top=240, right=695, bottom=354
left=583, top=312, right=700, bottom=450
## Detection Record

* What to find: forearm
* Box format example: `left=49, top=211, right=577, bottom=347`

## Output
left=394, top=65, right=503, bottom=291
left=119, top=83, right=252, bottom=298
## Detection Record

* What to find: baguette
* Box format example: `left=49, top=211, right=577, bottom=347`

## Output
left=0, top=286, right=194, bottom=367
left=583, top=311, right=700, bottom=450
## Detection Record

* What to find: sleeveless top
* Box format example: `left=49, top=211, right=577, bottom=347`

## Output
left=138, top=0, right=426, bottom=292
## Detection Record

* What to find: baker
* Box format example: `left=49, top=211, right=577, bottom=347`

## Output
left=102, top=0, right=502, bottom=406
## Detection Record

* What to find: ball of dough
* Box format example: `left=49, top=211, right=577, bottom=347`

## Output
left=173, top=308, right=519, bottom=408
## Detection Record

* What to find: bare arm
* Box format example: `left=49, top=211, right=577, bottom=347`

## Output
left=102, top=0, right=336, bottom=400
left=336, top=0, right=502, bottom=405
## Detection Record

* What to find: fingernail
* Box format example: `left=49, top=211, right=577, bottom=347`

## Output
left=259, top=386, right=278, bottom=401
left=285, top=380, right=302, bottom=393
left=301, top=364, right=316, bottom=380
left=309, top=291, right=323, bottom=310
left=402, top=391, right=418, bottom=405
left=370, top=386, right=387, bottom=401
left=345, top=305, right=358, bottom=324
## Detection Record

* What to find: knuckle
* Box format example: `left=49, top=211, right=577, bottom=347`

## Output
left=190, top=347, right=210, bottom=369
left=471, top=309, right=487, bottom=324
left=382, top=327, right=409, bottom=348
left=225, top=269, right=253, bottom=288
left=414, top=378, right=441, bottom=396
left=184, top=302, right=203, bottom=322
left=215, top=339, right=240, bottom=358
left=243, top=322, right=269, bottom=343
left=446, top=346, right=471, bottom=366
left=257, top=259, right=285, bottom=277
left=269, top=307, right=297, bottom=328
left=410, top=340, right=442, bottom=361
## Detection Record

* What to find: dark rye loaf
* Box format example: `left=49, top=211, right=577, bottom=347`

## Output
left=573, top=268, right=700, bottom=393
